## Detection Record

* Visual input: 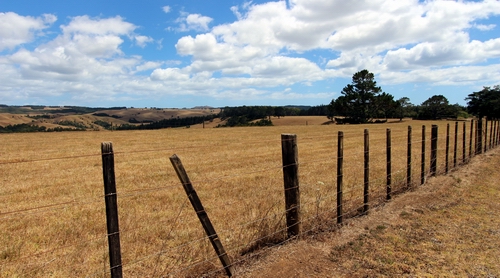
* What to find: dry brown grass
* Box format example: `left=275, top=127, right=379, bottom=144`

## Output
left=239, top=147, right=500, bottom=277
left=0, top=119, right=489, bottom=277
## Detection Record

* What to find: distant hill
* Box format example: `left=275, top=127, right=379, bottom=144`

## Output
left=0, top=105, right=220, bottom=132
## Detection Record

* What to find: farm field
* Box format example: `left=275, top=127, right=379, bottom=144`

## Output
left=0, top=119, right=489, bottom=277
left=240, top=147, right=500, bottom=277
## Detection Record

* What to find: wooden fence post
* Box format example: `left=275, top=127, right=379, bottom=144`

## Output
left=469, top=120, right=474, bottom=160
left=462, top=122, right=466, bottom=164
left=363, top=129, right=370, bottom=214
left=445, top=124, right=450, bottom=174
left=386, top=128, right=391, bottom=200
left=101, top=142, right=123, bottom=278
left=421, top=125, right=426, bottom=185
left=281, top=134, right=301, bottom=238
left=489, top=119, right=494, bottom=150
left=430, top=125, right=438, bottom=176
left=484, top=118, right=488, bottom=153
left=496, top=120, right=499, bottom=147
left=337, top=131, right=344, bottom=224
left=477, top=118, right=483, bottom=155
left=493, top=120, right=497, bottom=147
left=454, top=122, right=458, bottom=168
left=407, top=126, right=412, bottom=188
left=169, top=155, right=233, bottom=277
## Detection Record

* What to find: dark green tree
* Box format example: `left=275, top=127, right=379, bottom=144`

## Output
left=396, top=97, right=416, bottom=120
left=418, top=95, right=458, bottom=120
left=465, top=86, right=500, bottom=119
left=328, top=69, right=382, bottom=123
left=374, top=92, right=398, bottom=120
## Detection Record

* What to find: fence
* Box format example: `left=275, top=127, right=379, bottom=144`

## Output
left=1, top=119, right=499, bottom=277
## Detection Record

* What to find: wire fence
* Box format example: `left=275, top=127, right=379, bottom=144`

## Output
left=0, top=119, right=498, bottom=277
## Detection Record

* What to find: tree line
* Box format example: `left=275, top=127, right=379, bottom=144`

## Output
left=327, top=69, right=476, bottom=123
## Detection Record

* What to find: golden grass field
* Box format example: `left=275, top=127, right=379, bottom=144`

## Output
left=0, top=117, right=494, bottom=277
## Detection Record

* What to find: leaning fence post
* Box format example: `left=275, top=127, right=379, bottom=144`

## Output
left=101, top=142, right=123, bottom=278
left=169, top=155, right=233, bottom=277
left=281, top=134, right=301, bottom=238
left=386, top=128, right=391, bottom=200
left=421, top=125, right=426, bottom=185
left=407, top=126, right=412, bottom=188
left=430, top=125, right=438, bottom=176
left=337, top=131, right=344, bottom=224
left=363, top=129, right=370, bottom=214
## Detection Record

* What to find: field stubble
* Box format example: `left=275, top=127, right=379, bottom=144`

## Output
left=0, top=120, right=474, bottom=276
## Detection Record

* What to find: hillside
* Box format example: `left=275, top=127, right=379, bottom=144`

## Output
left=0, top=106, right=220, bottom=131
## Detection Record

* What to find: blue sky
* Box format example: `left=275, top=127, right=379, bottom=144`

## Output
left=1, top=0, right=499, bottom=108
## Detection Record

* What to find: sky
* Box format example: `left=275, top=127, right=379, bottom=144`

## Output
left=1, top=0, right=499, bottom=108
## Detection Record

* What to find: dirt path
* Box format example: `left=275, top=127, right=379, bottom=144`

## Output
left=235, top=148, right=500, bottom=277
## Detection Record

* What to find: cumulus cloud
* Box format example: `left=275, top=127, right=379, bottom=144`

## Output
left=176, top=13, right=213, bottom=32
left=2, top=0, right=500, bottom=106
left=0, top=12, right=57, bottom=51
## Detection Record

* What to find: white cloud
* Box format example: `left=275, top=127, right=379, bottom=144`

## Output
left=150, top=68, right=190, bottom=81
left=176, top=13, right=213, bottom=32
left=61, top=15, right=136, bottom=35
left=135, top=35, right=154, bottom=48
left=474, top=24, right=496, bottom=31
left=162, top=6, right=171, bottom=14
left=2, top=0, right=500, bottom=106
left=0, top=12, right=57, bottom=51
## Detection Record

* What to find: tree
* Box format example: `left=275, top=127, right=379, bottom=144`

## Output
left=328, top=69, right=383, bottom=123
left=418, top=95, right=458, bottom=120
left=374, top=92, right=398, bottom=120
left=396, top=97, right=416, bottom=120
left=466, top=86, right=500, bottom=119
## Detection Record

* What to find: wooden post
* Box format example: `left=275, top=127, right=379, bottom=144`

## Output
left=101, top=142, right=123, bottom=278
left=477, top=118, right=483, bottom=155
left=407, top=126, right=412, bottom=188
left=469, top=120, right=474, bottom=160
left=337, top=131, right=344, bottom=224
left=363, top=129, right=370, bottom=214
left=445, top=124, right=450, bottom=174
left=462, top=122, right=466, bottom=164
left=169, top=155, right=233, bottom=277
left=454, top=122, right=458, bottom=168
left=490, top=120, right=497, bottom=148
left=430, top=125, right=438, bottom=176
left=484, top=118, right=488, bottom=153
left=421, top=125, right=426, bottom=185
left=496, top=120, right=499, bottom=147
left=281, top=134, right=301, bottom=238
left=489, top=119, right=494, bottom=150
left=386, top=128, right=391, bottom=200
